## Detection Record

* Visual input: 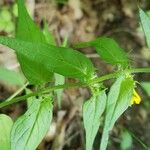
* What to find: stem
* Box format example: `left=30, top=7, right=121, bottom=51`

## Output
left=0, top=67, right=150, bottom=108
left=0, top=82, right=85, bottom=108
left=128, top=68, right=150, bottom=73
left=6, top=82, right=29, bottom=102
left=88, top=72, right=119, bottom=85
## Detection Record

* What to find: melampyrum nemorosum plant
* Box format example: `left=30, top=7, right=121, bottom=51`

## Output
left=0, top=0, right=149, bottom=150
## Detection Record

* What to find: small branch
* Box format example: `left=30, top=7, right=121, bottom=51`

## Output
left=0, top=82, right=86, bottom=108
left=129, top=68, right=150, bottom=73
left=0, top=67, right=150, bottom=108
left=88, top=72, right=120, bottom=85
left=5, top=82, right=29, bottom=102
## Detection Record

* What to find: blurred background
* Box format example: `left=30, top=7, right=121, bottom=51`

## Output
left=0, top=0, right=150, bottom=149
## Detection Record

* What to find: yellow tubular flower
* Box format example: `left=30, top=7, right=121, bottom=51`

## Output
left=130, top=89, right=141, bottom=105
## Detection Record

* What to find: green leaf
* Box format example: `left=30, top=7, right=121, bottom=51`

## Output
left=83, top=90, right=106, bottom=150
left=120, top=129, right=132, bottom=150
left=100, top=76, right=134, bottom=150
left=0, top=67, right=25, bottom=86
left=11, top=96, right=53, bottom=150
left=141, top=82, right=150, bottom=97
left=16, top=0, right=46, bottom=43
left=139, top=8, right=150, bottom=49
left=0, top=37, right=94, bottom=81
left=0, top=114, right=13, bottom=150
left=75, top=37, right=129, bottom=67
left=15, top=0, right=53, bottom=84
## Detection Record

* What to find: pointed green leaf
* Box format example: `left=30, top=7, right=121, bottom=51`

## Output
left=15, top=0, right=53, bottom=84
left=75, top=37, right=129, bottom=67
left=139, top=8, right=150, bottom=49
left=11, top=96, right=53, bottom=150
left=0, top=114, right=13, bottom=150
left=0, top=37, right=94, bottom=81
left=100, top=76, right=134, bottom=150
left=16, top=0, right=46, bottom=43
left=83, top=90, right=106, bottom=150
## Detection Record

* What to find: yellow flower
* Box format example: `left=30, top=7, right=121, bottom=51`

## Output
left=130, top=90, right=141, bottom=105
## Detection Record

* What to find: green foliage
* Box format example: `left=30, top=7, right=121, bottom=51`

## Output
left=0, top=67, right=25, bottom=86
left=0, top=114, right=13, bottom=150
left=0, top=1, right=149, bottom=150
left=15, top=0, right=53, bottom=84
left=11, top=96, right=53, bottom=150
left=100, top=76, right=134, bottom=150
left=83, top=90, right=106, bottom=150
left=16, top=0, right=46, bottom=42
left=0, top=0, right=94, bottom=84
left=139, top=8, right=150, bottom=50
left=0, top=37, right=94, bottom=82
left=75, top=37, right=129, bottom=68
left=120, top=129, right=133, bottom=150
left=139, top=8, right=150, bottom=108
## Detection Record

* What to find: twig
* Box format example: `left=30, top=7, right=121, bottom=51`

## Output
left=0, top=67, right=150, bottom=108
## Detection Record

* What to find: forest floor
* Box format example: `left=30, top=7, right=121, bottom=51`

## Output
left=0, top=0, right=150, bottom=150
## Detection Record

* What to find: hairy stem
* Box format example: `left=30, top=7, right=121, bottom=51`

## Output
left=0, top=67, right=150, bottom=108
left=129, top=67, right=150, bottom=73
left=0, top=82, right=85, bottom=108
